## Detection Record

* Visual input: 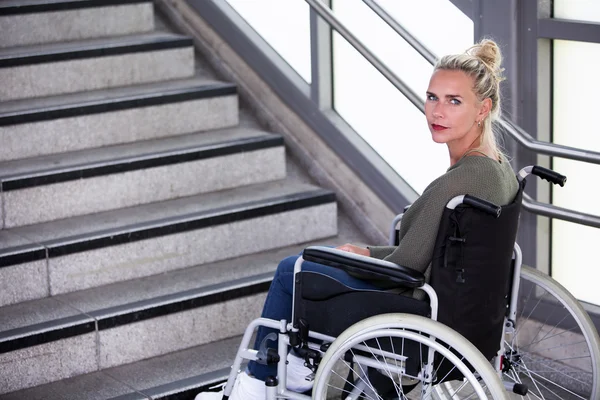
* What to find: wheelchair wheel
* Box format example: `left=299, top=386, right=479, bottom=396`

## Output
left=504, top=265, right=600, bottom=400
left=313, top=313, right=508, bottom=399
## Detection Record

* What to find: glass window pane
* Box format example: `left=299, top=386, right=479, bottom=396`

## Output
left=333, top=33, right=446, bottom=194
left=552, top=221, right=600, bottom=305
left=552, top=39, right=600, bottom=305
left=554, top=0, right=600, bottom=23
left=374, top=0, right=474, bottom=57
left=225, top=0, right=311, bottom=82
left=332, top=0, right=472, bottom=193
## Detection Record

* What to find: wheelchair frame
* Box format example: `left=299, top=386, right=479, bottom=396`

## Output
left=221, top=252, right=501, bottom=399
left=217, top=166, right=599, bottom=400
left=222, top=275, right=445, bottom=400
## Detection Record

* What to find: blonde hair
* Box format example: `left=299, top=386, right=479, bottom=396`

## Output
left=435, top=39, right=506, bottom=160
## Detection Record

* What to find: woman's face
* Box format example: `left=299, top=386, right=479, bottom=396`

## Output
left=425, top=69, right=487, bottom=147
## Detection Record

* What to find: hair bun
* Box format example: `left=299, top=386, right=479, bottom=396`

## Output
left=468, top=39, right=504, bottom=80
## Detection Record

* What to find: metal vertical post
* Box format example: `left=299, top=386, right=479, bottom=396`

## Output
left=513, top=0, right=547, bottom=269
left=310, top=0, right=333, bottom=110
left=470, top=0, right=541, bottom=268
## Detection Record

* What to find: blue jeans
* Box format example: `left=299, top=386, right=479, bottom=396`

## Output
left=247, top=252, right=382, bottom=381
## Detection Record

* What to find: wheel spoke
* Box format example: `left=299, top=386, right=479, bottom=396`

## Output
left=522, top=338, right=587, bottom=354
left=326, top=360, right=381, bottom=400
left=521, top=325, right=584, bottom=351
left=451, top=380, right=473, bottom=399
left=527, top=311, right=569, bottom=344
left=434, top=356, right=461, bottom=384
left=451, top=380, right=469, bottom=396
left=519, top=357, right=552, bottom=399
left=387, top=334, right=405, bottom=395
left=502, top=266, right=599, bottom=400
left=525, top=368, right=585, bottom=399
left=351, top=345, right=383, bottom=397
left=509, top=369, right=543, bottom=400
left=372, top=336, right=404, bottom=395
left=518, top=354, right=589, bottom=387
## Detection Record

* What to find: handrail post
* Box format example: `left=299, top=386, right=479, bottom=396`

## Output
left=309, top=0, right=333, bottom=110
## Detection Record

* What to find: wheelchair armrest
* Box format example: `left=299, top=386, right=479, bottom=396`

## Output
left=302, top=246, right=425, bottom=288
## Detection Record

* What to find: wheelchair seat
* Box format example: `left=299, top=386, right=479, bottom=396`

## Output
left=293, top=271, right=430, bottom=338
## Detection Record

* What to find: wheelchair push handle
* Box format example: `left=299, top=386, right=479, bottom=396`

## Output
left=531, top=166, right=567, bottom=187
left=463, top=195, right=502, bottom=218
left=518, top=165, right=567, bottom=186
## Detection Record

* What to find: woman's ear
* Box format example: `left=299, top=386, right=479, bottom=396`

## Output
left=478, top=97, right=492, bottom=121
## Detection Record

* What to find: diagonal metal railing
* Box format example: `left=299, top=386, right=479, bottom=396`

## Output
left=304, top=0, right=600, bottom=229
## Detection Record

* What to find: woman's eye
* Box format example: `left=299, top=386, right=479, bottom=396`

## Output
left=450, top=98, right=461, bottom=105
left=426, top=94, right=437, bottom=101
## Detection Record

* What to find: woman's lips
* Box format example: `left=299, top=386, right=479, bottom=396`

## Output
left=431, top=124, right=448, bottom=131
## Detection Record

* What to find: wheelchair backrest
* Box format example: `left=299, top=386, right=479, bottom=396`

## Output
left=430, top=185, right=523, bottom=359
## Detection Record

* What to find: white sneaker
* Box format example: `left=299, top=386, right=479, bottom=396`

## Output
left=195, top=355, right=313, bottom=400
left=234, top=371, right=267, bottom=399
left=193, top=391, right=222, bottom=400
left=194, top=371, right=266, bottom=400
left=286, top=353, right=314, bottom=393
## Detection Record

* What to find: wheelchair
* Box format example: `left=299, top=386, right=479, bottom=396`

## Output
left=219, top=166, right=600, bottom=399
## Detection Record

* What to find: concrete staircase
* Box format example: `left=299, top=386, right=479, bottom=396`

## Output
left=0, top=1, right=369, bottom=398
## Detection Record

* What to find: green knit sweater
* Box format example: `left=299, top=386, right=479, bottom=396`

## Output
left=368, top=155, right=519, bottom=280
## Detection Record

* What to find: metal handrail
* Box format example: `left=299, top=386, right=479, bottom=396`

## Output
left=362, top=0, right=437, bottom=65
left=304, top=0, right=600, bottom=228
left=361, top=0, right=600, bottom=165
left=523, top=193, right=600, bottom=228
left=498, top=119, right=600, bottom=163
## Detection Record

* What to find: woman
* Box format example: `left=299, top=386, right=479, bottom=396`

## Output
left=197, top=38, right=519, bottom=400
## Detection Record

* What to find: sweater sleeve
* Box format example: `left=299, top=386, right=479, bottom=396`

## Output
left=368, top=245, right=396, bottom=260
left=376, top=176, right=455, bottom=274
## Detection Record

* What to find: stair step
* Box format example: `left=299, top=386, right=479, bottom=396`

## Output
left=0, top=1, right=154, bottom=48
left=0, top=181, right=337, bottom=305
left=0, top=274, right=260, bottom=394
left=0, top=78, right=239, bottom=161
left=0, top=269, right=272, bottom=393
left=0, top=32, right=194, bottom=101
left=0, top=335, right=238, bottom=399
left=0, top=128, right=286, bottom=227
left=0, top=247, right=287, bottom=350
left=0, top=236, right=369, bottom=395
left=0, top=230, right=362, bottom=337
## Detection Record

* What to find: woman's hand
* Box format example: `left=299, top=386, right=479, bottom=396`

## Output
left=336, top=243, right=370, bottom=256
